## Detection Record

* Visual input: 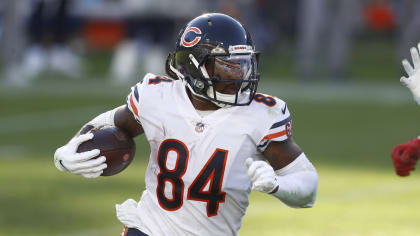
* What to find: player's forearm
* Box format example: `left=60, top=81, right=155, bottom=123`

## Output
left=271, top=153, right=318, bottom=208
left=272, top=170, right=318, bottom=208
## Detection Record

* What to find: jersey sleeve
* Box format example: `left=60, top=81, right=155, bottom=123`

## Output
left=126, top=73, right=175, bottom=124
left=257, top=101, right=293, bottom=152
left=125, top=73, right=156, bottom=123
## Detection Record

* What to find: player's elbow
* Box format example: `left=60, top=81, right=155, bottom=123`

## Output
left=286, top=190, right=317, bottom=209
left=295, top=171, right=318, bottom=208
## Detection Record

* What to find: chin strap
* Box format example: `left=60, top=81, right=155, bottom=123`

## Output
left=206, top=86, right=236, bottom=107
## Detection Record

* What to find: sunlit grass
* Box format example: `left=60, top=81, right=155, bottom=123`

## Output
left=1, top=157, right=419, bottom=236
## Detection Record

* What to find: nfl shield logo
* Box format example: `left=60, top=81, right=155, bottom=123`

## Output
left=195, top=122, right=205, bottom=133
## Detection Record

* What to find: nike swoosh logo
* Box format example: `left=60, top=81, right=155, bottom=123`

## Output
left=281, top=104, right=287, bottom=114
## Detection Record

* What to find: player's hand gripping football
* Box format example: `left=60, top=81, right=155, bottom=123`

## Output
left=401, top=43, right=420, bottom=105
left=245, top=158, right=279, bottom=194
left=54, top=133, right=107, bottom=178
left=392, top=138, right=420, bottom=176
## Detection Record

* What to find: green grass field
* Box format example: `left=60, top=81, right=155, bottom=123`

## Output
left=1, top=73, right=420, bottom=236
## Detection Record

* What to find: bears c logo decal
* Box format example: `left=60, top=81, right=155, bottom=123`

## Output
left=180, top=27, right=202, bottom=47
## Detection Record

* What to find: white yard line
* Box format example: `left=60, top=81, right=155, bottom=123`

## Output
left=0, top=106, right=110, bottom=135
left=0, top=81, right=128, bottom=97
left=1, top=80, right=411, bottom=105
left=259, top=81, right=413, bottom=105
left=0, top=145, right=29, bottom=160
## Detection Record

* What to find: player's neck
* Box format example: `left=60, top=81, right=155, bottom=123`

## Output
left=187, top=90, right=220, bottom=111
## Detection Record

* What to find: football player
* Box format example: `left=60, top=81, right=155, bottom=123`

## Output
left=54, top=13, right=318, bottom=236
left=392, top=43, right=420, bottom=177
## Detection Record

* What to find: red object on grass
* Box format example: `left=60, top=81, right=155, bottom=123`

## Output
left=392, top=138, right=420, bottom=176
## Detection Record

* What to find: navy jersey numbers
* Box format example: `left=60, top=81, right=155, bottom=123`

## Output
left=156, top=139, right=228, bottom=217
left=187, top=149, right=227, bottom=217
left=254, top=94, right=276, bottom=107
left=157, top=139, right=189, bottom=211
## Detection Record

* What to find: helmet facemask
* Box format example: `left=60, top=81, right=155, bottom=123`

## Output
left=169, top=44, right=260, bottom=107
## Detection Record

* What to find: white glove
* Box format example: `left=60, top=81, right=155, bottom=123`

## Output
left=116, top=199, right=142, bottom=229
left=245, top=158, right=278, bottom=194
left=401, top=43, right=420, bottom=105
left=54, top=133, right=107, bottom=178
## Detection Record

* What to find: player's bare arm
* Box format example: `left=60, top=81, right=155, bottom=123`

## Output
left=262, top=138, right=302, bottom=169
left=114, top=105, right=144, bottom=137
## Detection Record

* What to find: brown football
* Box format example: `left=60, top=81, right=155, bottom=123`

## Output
left=77, top=126, right=136, bottom=176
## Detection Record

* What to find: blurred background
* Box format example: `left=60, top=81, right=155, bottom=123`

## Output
left=1, top=0, right=420, bottom=235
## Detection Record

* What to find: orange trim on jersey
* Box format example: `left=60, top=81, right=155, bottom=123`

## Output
left=129, top=94, right=139, bottom=117
left=122, top=227, right=128, bottom=236
left=260, top=130, right=287, bottom=142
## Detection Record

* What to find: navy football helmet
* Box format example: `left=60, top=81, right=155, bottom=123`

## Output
left=166, top=13, right=260, bottom=107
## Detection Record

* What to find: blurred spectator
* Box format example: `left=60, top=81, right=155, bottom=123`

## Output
left=364, top=0, right=395, bottom=32
left=240, top=0, right=298, bottom=53
left=109, top=12, right=177, bottom=83
left=296, top=0, right=363, bottom=81
left=72, top=0, right=206, bottom=83
left=392, top=0, right=420, bottom=60
left=1, top=0, right=27, bottom=85
left=22, top=0, right=82, bottom=80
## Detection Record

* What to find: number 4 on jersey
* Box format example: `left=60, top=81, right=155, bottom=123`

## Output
left=187, top=149, right=227, bottom=217
left=156, top=139, right=228, bottom=217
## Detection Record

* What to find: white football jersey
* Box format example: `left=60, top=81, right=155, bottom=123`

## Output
left=123, top=73, right=292, bottom=236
